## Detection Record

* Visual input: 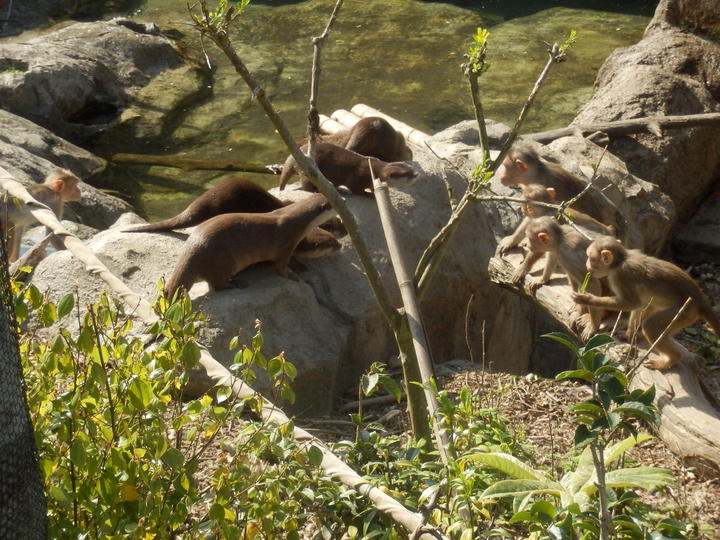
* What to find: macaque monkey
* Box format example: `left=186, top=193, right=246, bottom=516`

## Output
left=496, top=143, right=619, bottom=256
left=0, top=169, right=82, bottom=263
left=511, top=216, right=603, bottom=340
left=498, top=183, right=616, bottom=254
left=573, top=236, right=720, bottom=370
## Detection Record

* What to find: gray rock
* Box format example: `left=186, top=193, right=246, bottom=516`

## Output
left=0, top=19, right=187, bottom=142
left=647, top=0, right=720, bottom=40
left=573, top=27, right=720, bottom=224
left=30, top=144, right=577, bottom=414
left=0, top=109, right=133, bottom=228
left=672, top=191, right=720, bottom=264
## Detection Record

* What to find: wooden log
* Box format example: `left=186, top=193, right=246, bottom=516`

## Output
left=110, top=153, right=280, bottom=174
left=318, top=114, right=344, bottom=134
left=330, top=108, right=362, bottom=128
left=488, top=248, right=720, bottom=475
left=526, top=112, right=720, bottom=144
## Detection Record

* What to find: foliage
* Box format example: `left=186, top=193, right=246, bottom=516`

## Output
left=465, top=27, right=490, bottom=76
left=16, top=283, right=355, bottom=539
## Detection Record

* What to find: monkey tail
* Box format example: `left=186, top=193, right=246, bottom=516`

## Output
left=278, top=154, right=297, bottom=191
left=123, top=213, right=194, bottom=233
left=700, top=300, right=720, bottom=338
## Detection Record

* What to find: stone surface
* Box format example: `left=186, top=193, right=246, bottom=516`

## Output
left=647, top=0, right=720, bottom=40
left=672, top=186, right=720, bottom=263
left=573, top=27, right=720, bottom=224
left=30, top=142, right=579, bottom=414
left=0, top=19, right=201, bottom=143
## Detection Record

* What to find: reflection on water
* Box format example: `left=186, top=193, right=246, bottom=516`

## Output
left=108, top=0, right=653, bottom=219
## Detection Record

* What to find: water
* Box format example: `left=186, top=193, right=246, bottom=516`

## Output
left=99, top=0, right=654, bottom=219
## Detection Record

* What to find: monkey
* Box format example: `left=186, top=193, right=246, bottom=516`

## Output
left=278, top=142, right=418, bottom=196
left=123, top=176, right=343, bottom=259
left=0, top=169, right=82, bottom=263
left=319, top=116, right=413, bottom=162
left=495, top=142, right=620, bottom=256
left=164, top=194, right=337, bottom=298
left=511, top=216, right=604, bottom=341
left=572, top=235, right=720, bottom=370
left=497, top=183, right=616, bottom=255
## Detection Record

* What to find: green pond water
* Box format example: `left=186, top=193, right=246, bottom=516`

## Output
left=106, top=0, right=655, bottom=219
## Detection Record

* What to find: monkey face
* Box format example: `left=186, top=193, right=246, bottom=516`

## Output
left=497, top=157, right=528, bottom=187
left=585, top=244, right=610, bottom=278
left=61, top=177, right=82, bottom=202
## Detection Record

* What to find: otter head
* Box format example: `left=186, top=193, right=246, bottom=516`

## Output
left=382, top=162, right=419, bottom=188
left=295, top=228, right=342, bottom=258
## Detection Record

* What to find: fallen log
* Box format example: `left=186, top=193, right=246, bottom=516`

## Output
left=110, top=153, right=281, bottom=174
left=526, top=112, right=720, bottom=144
left=488, top=250, right=720, bottom=475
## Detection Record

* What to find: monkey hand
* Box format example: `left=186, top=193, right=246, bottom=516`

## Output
left=496, top=236, right=516, bottom=257
left=572, top=292, right=594, bottom=305
left=526, top=276, right=544, bottom=294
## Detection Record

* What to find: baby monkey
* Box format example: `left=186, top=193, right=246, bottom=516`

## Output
left=511, top=216, right=603, bottom=341
left=1, top=169, right=82, bottom=262
left=573, top=236, right=720, bottom=370
left=498, top=183, right=615, bottom=255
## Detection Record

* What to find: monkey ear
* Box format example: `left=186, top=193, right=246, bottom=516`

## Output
left=51, top=178, right=65, bottom=192
left=537, top=232, right=550, bottom=245
left=600, top=249, right=613, bottom=265
left=515, top=159, right=528, bottom=171
left=545, top=187, right=556, bottom=201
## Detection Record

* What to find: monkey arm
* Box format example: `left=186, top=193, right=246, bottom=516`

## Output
left=497, top=217, right=529, bottom=256
left=511, top=250, right=543, bottom=286
left=571, top=291, right=641, bottom=312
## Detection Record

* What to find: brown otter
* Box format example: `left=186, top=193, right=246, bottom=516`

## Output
left=313, top=116, right=413, bottom=162
left=278, top=142, right=418, bottom=195
left=123, top=176, right=343, bottom=256
left=164, top=194, right=337, bottom=298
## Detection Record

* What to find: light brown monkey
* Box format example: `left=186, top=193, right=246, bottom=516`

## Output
left=498, top=183, right=616, bottom=255
left=1, top=169, right=82, bottom=262
left=165, top=194, right=336, bottom=298
left=573, top=236, right=720, bottom=370
left=511, top=216, right=603, bottom=340
left=496, top=143, right=619, bottom=256
left=278, top=142, right=418, bottom=195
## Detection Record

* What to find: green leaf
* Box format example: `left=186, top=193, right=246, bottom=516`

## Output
left=542, top=332, right=578, bottom=355
left=162, top=448, right=185, bottom=470
left=479, top=479, right=561, bottom=500
left=128, top=377, right=154, bottom=409
left=57, top=294, right=75, bottom=319
left=614, top=402, right=658, bottom=424
left=307, top=445, right=324, bottom=467
left=462, top=452, right=555, bottom=483
left=600, top=467, right=673, bottom=491
left=574, top=425, right=594, bottom=447
left=582, top=333, right=614, bottom=352
left=603, top=434, right=652, bottom=466
left=361, top=373, right=380, bottom=396
left=380, top=377, right=402, bottom=402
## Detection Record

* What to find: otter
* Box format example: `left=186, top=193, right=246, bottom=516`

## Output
left=316, top=116, right=413, bottom=162
left=123, top=176, right=343, bottom=256
left=278, top=142, right=418, bottom=196
left=164, top=194, right=337, bottom=298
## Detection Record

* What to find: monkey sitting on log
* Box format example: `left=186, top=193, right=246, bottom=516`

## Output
left=1, top=169, right=82, bottom=263
left=497, top=183, right=616, bottom=255
left=278, top=142, right=418, bottom=196
left=511, top=216, right=604, bottom=340
left=317, top=116, right=413, bottom=162
left=496, top=142, right=620, bottom=256
left=164, top=194, right=337, bottom=298
left=573, top=236, right=720, bottom=370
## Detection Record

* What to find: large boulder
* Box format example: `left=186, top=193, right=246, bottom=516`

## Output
left=7, top=1, right=137, bottom=32
left=0, top=109, right=132, bottom=228
left=647, top=0, right=720, bottom=39
left=30, top=141, right=578, bottom=414
left=573, top=8, right=720, bottom=223
left=0, top=19, right=203, bottom=143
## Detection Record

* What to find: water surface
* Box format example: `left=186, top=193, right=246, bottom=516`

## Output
left=110, top=0, right=654, bottom=218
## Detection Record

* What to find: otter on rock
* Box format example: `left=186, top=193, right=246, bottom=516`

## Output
left=278, top=142, right=418, bottom=195
left=164, top=194, right=337, bottom=298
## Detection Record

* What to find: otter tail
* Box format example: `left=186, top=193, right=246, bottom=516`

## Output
left=123, top=212, right=196, bottom=233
